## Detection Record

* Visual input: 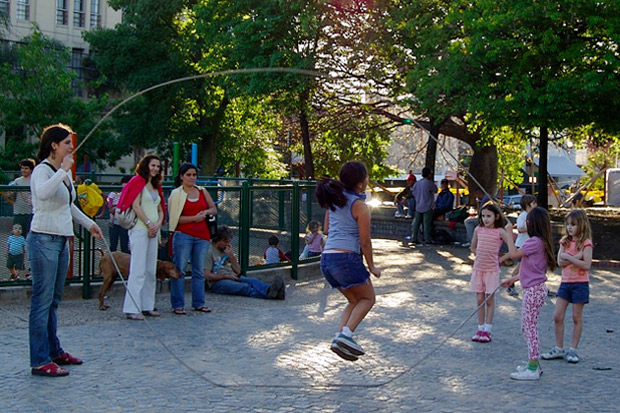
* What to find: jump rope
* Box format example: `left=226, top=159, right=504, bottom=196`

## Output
left=11, top=67, right=506, bottom=389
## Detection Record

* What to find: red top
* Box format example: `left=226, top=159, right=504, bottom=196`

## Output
left=117, top=175, right=167, bottom=218
left=176, top=190, right=210, bottom=240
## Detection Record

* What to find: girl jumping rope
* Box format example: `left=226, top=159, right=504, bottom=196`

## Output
left=501, top=207, right=556, bottom=380
left=470, top=201, right=513, bottom=343
left=541, top=209, right=593, bottom=364
left=316, top=161, right=381, bottom=361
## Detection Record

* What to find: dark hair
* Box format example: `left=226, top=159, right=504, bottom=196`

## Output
left=174, top=163, right=198, bottom=187
left=479, top=201, right=506, bottom=228
left=307, top=220, right=320, bottom=233
left=422, top=167, right=431, bottom=178
left=519, top=194, right=537, bottom=210
left=135, top=154, right=162, bottom=188
left=268, top=235, right=279, bottom=246
left=212, top=225, right=233, bottom=243
left=120, top=175, right=132, bottom=184
left=441, top=178, right=449, bottom=184
left=37, top=123, right=73, bottom=161
left=526, top=207, right=556, bottom=271
left=19, top=158, right=36, bottom=170
left=316, top=161, right=368, bottom=211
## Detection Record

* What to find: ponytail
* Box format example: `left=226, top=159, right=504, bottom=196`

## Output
left=315, top=177, right=347, bottom=211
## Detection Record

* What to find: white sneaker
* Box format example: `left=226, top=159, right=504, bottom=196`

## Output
left=565, top=348, right=579, bottom=363
left=462, top=242, right=471, bottom=248
left=394, top=212, right=405, bottom=218
left=405, top=215, right=413, bottom=219
left=516, top=364, right=543, bottom=375
left=541, top=346, right=565, bottom=360
left=510, top=367, right=540, bottom=380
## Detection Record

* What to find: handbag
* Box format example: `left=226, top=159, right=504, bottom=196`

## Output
left=116, top=207, right=138, bottom=229
left=206, top=214, right=217, bottom=238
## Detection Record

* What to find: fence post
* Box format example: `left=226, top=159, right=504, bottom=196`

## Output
left=291, top=181, right=300, bottom=280
left=239, top=181, right=250, bottom=274
left=82, top=227, right=91, bottom=299
left=278, top=179, right=285, bottom=231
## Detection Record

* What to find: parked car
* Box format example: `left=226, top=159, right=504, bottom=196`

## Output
left=502, top=195, right=522, bottom=210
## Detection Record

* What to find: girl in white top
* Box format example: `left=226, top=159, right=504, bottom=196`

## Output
left=506, top=194, right=537, bottom=296
left=28, top=123, right=103, bottom=377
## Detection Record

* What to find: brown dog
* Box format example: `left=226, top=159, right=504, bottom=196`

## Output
left=98, top=251, right=183, bottom=310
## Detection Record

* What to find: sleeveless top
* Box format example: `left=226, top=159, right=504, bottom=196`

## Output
left=134, top=187, right=160, bottom=233
left=323, top=191, right=364, bottom=254
left=473, top=226, right=502, bottom=272
left=176, top=190, right=210, bottom=240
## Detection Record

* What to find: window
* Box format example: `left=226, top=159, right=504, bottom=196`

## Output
left=73, top=0, right=85, bottom=28
left=17, top=0, right=30, bottom=20
left=89, top=0, right=100, bottom=28
left=0, top=0, right=9, bottom=19
left=71, top=48, right=85, bottom=97
left=56, top=0, right=68, bottom=25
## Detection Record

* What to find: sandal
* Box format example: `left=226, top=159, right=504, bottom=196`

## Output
left=173, top=308, right=187, bottom=315
left=142, top=310, right=161, bottom=317
left=31, top=362, right=69, bottom=377
left=53, top=352, right=83, bottom=365
left=193, top=306, right=212, bottom=313
left=126, top=313, right=145, bottom=321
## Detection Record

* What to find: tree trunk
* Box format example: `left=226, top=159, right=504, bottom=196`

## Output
left=468, top=145, right=498, bottom=205
left=299, top=90, right=314, bottom=179
left=199, top=95, right=229, bottom=175
left=424, top=122, right=440, bottom=175
left=538, top=126, right=549, bottom=209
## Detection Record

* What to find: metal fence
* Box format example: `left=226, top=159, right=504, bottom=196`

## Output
left=0, top=178, right=324, bottom=298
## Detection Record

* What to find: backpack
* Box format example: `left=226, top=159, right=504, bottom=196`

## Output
left=432, top=228, right=452, bottom=245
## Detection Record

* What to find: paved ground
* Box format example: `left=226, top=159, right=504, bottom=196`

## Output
left=0, top=239, right=618, bottom=412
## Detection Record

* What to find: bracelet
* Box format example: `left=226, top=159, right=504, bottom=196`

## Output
left=145, top=220, right=152, bottom=226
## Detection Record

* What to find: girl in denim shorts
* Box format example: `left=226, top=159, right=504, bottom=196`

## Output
left=316, top=161, right=381, bottom=361
left=542, top=209, right=593, bottom=364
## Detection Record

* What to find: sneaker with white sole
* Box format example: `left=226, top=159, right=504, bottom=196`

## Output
left=335, top=334, right=365, bottom=356
left=471, top=330, right=483, bottom=342
left=477, top=331, right=492, bottom=342
left=330, top=339, right=358, bottom=361
left=506, top=286, right=519, bottom=297
left=541, top=346, right=565, bottom=360
left=394, top=212, right=404, bottom=218
left=516, top=364, right=543, bottom=376
left=510, top=366, right=541, bottom=380
left=565, top=348, right=580, bottom=363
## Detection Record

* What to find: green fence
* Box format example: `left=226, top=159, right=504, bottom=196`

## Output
left=0, top=178, right=323, bottom=298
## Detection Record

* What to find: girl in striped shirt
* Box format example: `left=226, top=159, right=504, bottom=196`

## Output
left=470, top=201, right=513, bottom=342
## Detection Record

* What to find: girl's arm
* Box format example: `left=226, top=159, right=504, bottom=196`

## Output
left=353, top=200, right=380, bottom=278
left=557, top=244, right=570, bottom=267
left=470, top=229, right=478, bottom=254
left=202, top=188, right=218, bottom=215
left=559, top=245, right=592, bottom=270
left=499, top=228, right=517, bottom=264
left=323, top=211, right=329, bottom=236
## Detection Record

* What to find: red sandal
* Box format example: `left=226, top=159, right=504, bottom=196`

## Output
left=53, top=352, right=83, bottom=365
left=31, top=362, right=69, bottom=377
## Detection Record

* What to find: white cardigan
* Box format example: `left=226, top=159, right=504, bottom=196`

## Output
left=30, top=162, right=94, bottom=236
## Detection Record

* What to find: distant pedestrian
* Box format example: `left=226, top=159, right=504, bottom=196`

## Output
left=408, top=167, right=437, bottom=245
left=9, top=158, right=36, bottom=235
left=6, top=224, right=27, bottom=281
left=316, top=161, right=381, bottom=361
left=106, top=175, right=131, bottom=253
left=505, top=194, right=537, bottom=297
left=541, top=209, right=593, bottom=364
left=470, top=202, right=513, bottom=343
left=501, top=207, right=556, bottom=380
left=394, top=175, right=416, bottom=218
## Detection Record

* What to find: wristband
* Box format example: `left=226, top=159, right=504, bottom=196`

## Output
left=145, top=220, right=152, bottom=226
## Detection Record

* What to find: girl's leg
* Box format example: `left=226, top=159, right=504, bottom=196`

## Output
left=521, top=285, right=547, bottom=361
left=338, top=280, right=376, bottom=332
left=485, top=293, right=495, bottom=324
left=476, top=293, right=485, bottom=325
left=553, top=297, right=570, bottom=348
left=571, top=303, right=585, bottom=348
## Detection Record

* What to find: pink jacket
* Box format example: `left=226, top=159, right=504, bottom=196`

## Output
left=117, top=175, right=167, bottom=218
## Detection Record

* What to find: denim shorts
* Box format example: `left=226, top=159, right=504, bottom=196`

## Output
left=320, top=252, right=369, bottom=290
left=557, top=282, right=589, bottom=304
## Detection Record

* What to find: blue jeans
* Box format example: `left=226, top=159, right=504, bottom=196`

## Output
left=108, top=223, right=129, bottom=253
left=28, top=232, right=69, bottom=367
left=211, top=276, right=270, bottom=299
left=170, top=232, right=210, bottom=308
left=397, top=198, right=416, bottom=216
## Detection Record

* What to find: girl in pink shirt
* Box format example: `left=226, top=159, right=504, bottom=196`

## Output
left=502, top=207, right=557, bottom=380
left=541, top=209, right=593, bottom=364
left=470, top=202, right=513, bottom=343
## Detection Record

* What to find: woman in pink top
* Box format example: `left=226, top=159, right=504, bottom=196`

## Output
left=541, top=209, right=593, bottom=364
left=502, top=207, right=557, bottom=380
left=470, top=202, right=513, bottom=343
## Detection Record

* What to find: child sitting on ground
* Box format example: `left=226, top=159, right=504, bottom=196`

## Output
left=264, top=235, right=291, bottom=264
left=305, top=220, right=325, bottom=257
left=7, top=224, right=27, bottom=281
